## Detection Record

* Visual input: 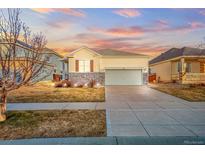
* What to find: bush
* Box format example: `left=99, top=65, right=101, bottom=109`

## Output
left=71, top=82, right=84, bottom=88
left=54, top=79, right=101, bottom=88
left=83, top=82, right=91, bottom=88
left=61, top=79, right=71, bottom=88
left=54, top=79, right=71, bottom=88
left=54, top=82, right=63, bottom=88
left=90, top=79, right=96, bottom=88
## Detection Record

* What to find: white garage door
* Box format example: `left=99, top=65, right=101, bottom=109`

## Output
left=105, top=69, right=143, bottom=85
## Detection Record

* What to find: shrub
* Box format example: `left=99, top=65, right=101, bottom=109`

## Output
left=54, top=79, right=71, bottom=88
left=61, top=79, right=71, bottom=88
left=90, top=79, right=96, bottom=88
left=54, top=82, right=63, bottom=88
left=72, top=82, right=84, bottom=88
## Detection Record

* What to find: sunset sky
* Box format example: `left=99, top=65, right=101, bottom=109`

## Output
left=12, top=8, right=205, bottom=57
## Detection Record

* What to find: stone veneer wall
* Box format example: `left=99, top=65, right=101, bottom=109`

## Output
left=68, top=72, right=147, bottom=86
left=68, top=72, right=105, bottom=85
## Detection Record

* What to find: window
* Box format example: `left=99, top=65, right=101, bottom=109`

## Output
left=62, top=62, right=65, bottom=71
left=79, top=60, right=90, bottom=72
left=186, top=63, right=192, bottom=73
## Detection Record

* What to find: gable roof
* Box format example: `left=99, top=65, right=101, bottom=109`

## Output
left=0, top=40, right=63, bottom=58
left=149, top=47, right=205, bottom=65
left=97, top=49, right=148, bottom=57
left=43, top=48, right=63, bottom=58
left=66, top=46, right=102, bottom=57
left=65, top=47, right=149, bottom=58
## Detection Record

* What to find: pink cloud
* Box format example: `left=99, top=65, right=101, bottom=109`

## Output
left=113, top=9, right=141, bottom=18
left=86, top=38, right=167, bottom=56
left=72, top=33, right=136, bottom=49
left=46, top=20, right=71, bottom=29
left=107, top=26, right=144, bottom=36
left=88, top=26, right=144, bottom=36
left=164, top=22, right=205, bottom=33
left=130, top=46, right=169, bottom=56
left=54, top=32, right=171, bottom=57
left=189, top=21, right=205, bottom=29
left=31, top=8, right=86, bottom=17
left=147, top=21, right=205, bottom=33
left=88, top=20, right=205, bottom=38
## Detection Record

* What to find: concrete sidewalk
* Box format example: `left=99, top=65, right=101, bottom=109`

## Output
left=7, top=102, right=105, bottom=110
left=0, top=136, right=205, bottom=145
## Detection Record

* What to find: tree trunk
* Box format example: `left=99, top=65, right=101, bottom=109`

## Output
left=0, top=92, right=7, bottom=122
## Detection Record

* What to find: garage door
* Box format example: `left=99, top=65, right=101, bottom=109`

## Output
left=105, top=69, right=143, bottom=85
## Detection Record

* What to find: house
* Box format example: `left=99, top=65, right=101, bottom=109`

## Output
left=43, top=48, right=68, bottom=81
left=64, top=46, right=149, bottom=85
left=149, top=47, right=205, bottom=84
left=0, top=40, right=68, bottom=81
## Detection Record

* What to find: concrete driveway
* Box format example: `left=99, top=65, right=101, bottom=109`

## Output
left=106, top=86, right=205, bottom=137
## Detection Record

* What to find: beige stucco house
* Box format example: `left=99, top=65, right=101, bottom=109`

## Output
left=149, top=47, right=205, bottom=84
left=64, top=46, right=150, bottom=85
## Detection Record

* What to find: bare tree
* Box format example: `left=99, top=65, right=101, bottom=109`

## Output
left=0, top=9, right=52, bottom=121
left=196, top=37, right=205, bottom=49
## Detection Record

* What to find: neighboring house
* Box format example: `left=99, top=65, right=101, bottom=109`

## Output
left=149, top=47, right=205, bottom=84
left=43, top=48, right=68, bottom=81
left=65, top=46, right=149, bottom=85
left=0, top=41, right=68, bottom=81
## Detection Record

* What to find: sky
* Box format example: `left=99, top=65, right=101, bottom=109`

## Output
left=10, top=8, right=205, bottom=57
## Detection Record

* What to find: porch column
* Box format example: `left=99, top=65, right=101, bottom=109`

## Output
left=200, top=60, right=205, bottom=73
left=67, top=58, right=70, bottom=79
left=180, top=58, right=185, bottom=83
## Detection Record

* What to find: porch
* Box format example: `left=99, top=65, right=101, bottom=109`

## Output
left=171, top=57, right=205, bottom=84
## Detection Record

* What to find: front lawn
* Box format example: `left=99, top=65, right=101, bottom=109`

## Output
left=150, top=83, right=205, bottom=102
left=0, top=110, right=106, bottom=140
left=8, top=81, right=105, bottom=103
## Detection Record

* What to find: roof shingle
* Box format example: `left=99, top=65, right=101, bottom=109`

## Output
left=97, top=48, right=147, bottom=56
left=149, top=47, right=205, bottom=65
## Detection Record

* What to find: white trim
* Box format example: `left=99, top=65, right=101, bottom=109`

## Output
left=65, top=46, right=102, bottom=57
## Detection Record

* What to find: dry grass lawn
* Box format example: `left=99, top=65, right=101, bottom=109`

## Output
left=0, top=110, right=106, bottom=140
left=150, top=83, right=205, bottom=102
left=8, top=81, right=105, bottom=103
